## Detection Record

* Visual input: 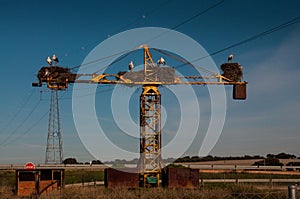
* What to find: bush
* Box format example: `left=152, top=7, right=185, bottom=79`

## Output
left=63, top=157, right=78, bottom=164
left=253, top=157, right=283, bottom=166
left=92, top=160, right=103, bottom=164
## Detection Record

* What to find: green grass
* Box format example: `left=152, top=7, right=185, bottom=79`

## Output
left=65, top=170, right=104, bottom=184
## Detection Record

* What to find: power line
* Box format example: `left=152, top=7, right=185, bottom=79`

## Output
left=93, top=49, right=137, bottom=74
left=177, top=16, right=300, bottom=67
left=142, top=0, right=225, bottom=45
left=60, top=86, right=115, bottom=101
left=3, top=86, right=115, bottom=146
left=68, top=0, right=175, bottom=70
left=138, top=15, right=300, bottom=74
left=0, top=99, right=41, bottom=146
left=2, top=110, right=49, bottom=147
left=152, top=47, right=216, bottom=75
left=70, top=47, right=138, bottom=70
left=1, top=89, right=35, bottom=133
left=70, top=1, right=224, bottom=72
left=173, top=0, right=224, bottom=30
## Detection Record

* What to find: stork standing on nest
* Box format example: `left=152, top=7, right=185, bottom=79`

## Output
left=129, top=61, right=134, bottom=71
left=228, top=54, right=234, bottom=62
left=46, top=57, right=52, bottom=66
left=52, top=54, right=59, bottom=65
left=157, top=57, right=165, bottom=65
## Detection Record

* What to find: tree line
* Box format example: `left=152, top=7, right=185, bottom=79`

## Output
left=63, top=152, right=298, bottom=165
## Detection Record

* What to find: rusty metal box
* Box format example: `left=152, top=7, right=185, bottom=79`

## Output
left=233, top=84, right=247, bottom=100
left=104, top=168, right=139, bottom=188
left=162, top=168, right=199, bottom=188
left=16, top=169, right=64, bottom=197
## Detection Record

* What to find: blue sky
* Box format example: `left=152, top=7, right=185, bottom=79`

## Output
left=0, top=0, right=300, bottom=164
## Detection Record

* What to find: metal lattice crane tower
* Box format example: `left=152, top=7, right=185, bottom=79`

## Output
left=139, top=85, right=162, bottom=186
left=33, top=45, right=247, bottom=186
left=45, top=89, right=63, bottom=164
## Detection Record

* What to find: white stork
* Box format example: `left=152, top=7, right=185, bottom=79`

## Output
left=46, top=57, right=52, bottom=65
left=157, top=57, right=165, bottom=65
left=52, top=54, right=59, bottom=65
left=228, top=54, right=234, bottom=62
left=128, top=61, right=134, bottom=71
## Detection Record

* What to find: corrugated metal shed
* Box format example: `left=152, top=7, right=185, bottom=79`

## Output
left=162, top=168, right=199, bottom=188
left=104, top=168, right=139, bottom=188
left=16, top=169, right=64, bottom=197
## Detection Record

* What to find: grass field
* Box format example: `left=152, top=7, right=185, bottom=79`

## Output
left=0, top=170, right=15, bottom=187
left=0, top=169, right=298, bottom=198
left=0, top=185, right=288, bottom=199
left=65, top=170, right=104, bottom=184
left=40, top=185, right=288, bottom=199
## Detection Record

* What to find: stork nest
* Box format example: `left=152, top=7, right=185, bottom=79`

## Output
left=37, top=66, right=76, bottom=83
left=220, top=63, right=243, bottom=82
left=119, top=67, right=176, bottom=82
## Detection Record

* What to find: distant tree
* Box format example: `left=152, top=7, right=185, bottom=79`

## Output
left=253, top=155, right=264, bottom=159
left=174, top=156, right=191, bottom=163
left=253, top=157, right=283, bottom=166
left=63, top=157, right=78, bottom=164
left=275, top=152, right=296, bottom=159
left=267, top=154, right=275, bottom=158
left=174, top=154, right=267, bottom=163
left=202, top=155, right=214, bottom=161
left=191, top=156, right=201, bottom=162
left=91, top=160, right=103, bottom=164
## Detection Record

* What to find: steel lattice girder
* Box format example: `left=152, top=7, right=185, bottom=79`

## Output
left=139, top=85, right=162, bottom=186
left=45, top=90, right=63, bottom=164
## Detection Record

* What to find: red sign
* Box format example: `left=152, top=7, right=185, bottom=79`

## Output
left=24, top=162, right=35, bottom=170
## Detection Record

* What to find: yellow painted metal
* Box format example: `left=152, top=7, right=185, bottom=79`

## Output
left=139, top=85, right=163, bottom=187
left=78, top=72, right=246, bottom=86
left=91, top=74, right=108, bottom=82
left=143, top=45, right=157, bottom=82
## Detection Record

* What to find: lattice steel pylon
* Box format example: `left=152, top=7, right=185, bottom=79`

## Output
left=45, top=89, right=63, bottom=164
left=139, top=85, right=163, bottom=187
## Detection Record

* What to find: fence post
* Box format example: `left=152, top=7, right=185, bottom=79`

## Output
left=268, top=174, right=273, bottom=189
left=81, top=174, right=84, bottom=188
left=288, top=185, right=298, bottom=199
